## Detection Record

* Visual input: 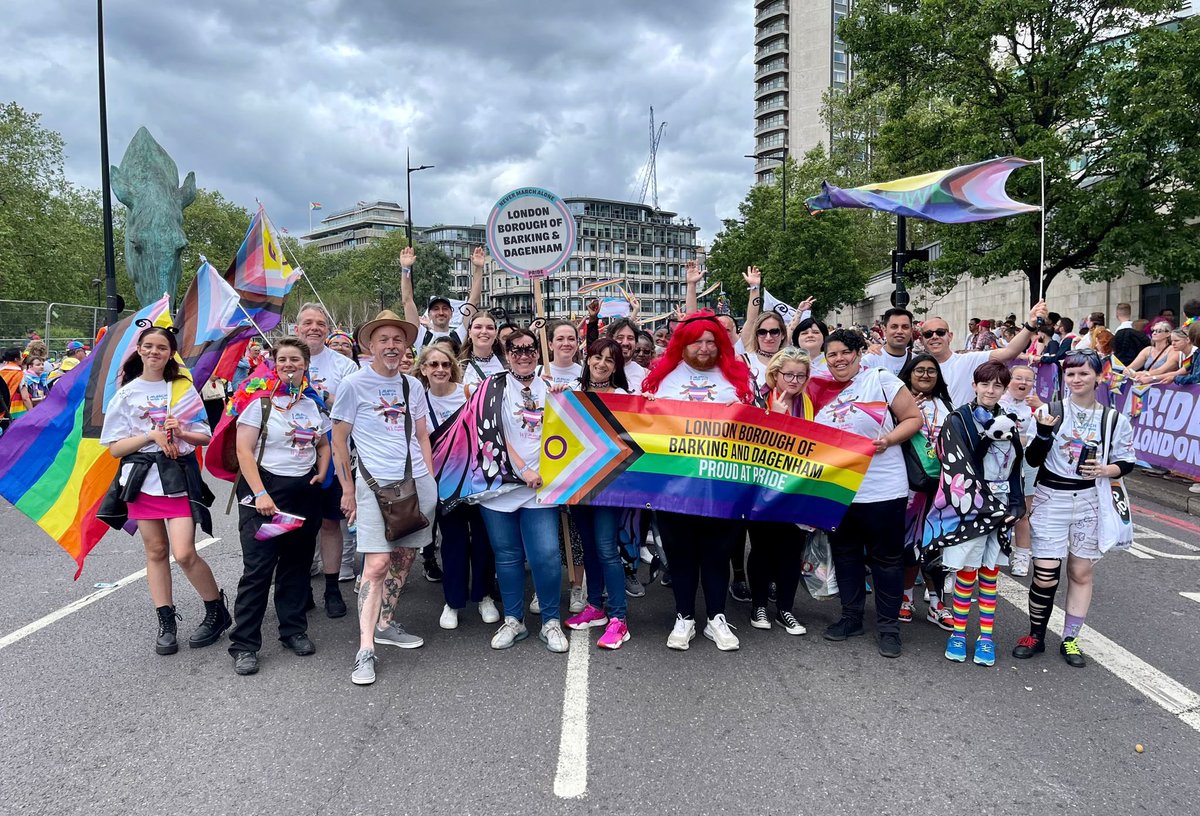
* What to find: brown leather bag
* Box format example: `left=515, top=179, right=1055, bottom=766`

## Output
left=357, top=377, right=429, bottom=541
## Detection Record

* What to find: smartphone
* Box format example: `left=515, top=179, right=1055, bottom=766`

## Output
left=1076, top=443, right=1098, bottom=476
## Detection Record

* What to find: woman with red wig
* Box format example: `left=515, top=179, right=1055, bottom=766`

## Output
left=642, top=311, right=754, bottom=652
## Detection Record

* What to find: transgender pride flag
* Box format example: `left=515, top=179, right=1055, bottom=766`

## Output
left=190, top=258, right=243, bottom=344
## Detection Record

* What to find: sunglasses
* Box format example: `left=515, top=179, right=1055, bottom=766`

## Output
left=921, top=329, right=948, bottom=339
left=424, top=360, right=452, bottom=369
left=508, top=345, right=538, bottom=358
left=1151, top=328, right=1170, bottom=334
left=756, top=328, right=783, bottom=338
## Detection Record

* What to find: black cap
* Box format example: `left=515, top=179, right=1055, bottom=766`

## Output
left=427, top=295, right=452, bottom=310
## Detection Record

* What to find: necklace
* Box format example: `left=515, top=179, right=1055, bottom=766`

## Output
left=472, top=353, right=494, bottom=364
left=1071, top=400, right=1100, bottom=437
left=511, top=371, right=537, bottom=384
left=589, top=379, right=611, bottom=390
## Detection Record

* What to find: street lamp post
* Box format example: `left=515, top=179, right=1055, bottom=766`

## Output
left=97, top=0, right=120, bottom=327
left=745, top=145, right=789, bottom=231
left=405, top=147, right=434, bottom=247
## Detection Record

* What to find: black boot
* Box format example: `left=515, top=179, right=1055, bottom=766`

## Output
left=189, top=590, right=232, bottom=648
left=156, top=605, right=181, bottom=655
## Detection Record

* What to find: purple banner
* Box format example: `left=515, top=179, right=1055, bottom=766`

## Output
left=1034, top=363, right=1059, bottom=403
left=1106, top=383, right=1200, bottom=478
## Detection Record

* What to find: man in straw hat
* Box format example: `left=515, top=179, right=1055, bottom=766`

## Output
left=330, top=310, right=437, bottom=686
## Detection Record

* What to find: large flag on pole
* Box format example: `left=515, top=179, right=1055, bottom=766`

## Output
left=805, top=156, right=1040, bottom=223
left=178, top=205, right=299, bottom=384
left=0, top=295, right=204, bottom=578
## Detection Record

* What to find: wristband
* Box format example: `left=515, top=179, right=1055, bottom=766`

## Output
left=253, top=490, right=268, bottom=498
left=747, top=285, right=760, bottom=291
left=1022, top=322, right=1037, bottom=332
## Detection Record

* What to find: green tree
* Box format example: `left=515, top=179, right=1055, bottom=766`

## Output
left=179, top=188, right=252, bottom=290
left=840, top=1, right=1200, bottom=305
left=707, top=149, right=883, bottom=317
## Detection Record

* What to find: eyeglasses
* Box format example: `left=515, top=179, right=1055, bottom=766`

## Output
left=756, top=328, right=783, bottom=338
left=508, top=345, right=538, bottom=358
left=424, top=361, right=452, bottom=369
left=778, top=372, right=807, bottom=383
left=912, top=367, right=938, bottom=377
left=921, top=329, right=948, bottom=339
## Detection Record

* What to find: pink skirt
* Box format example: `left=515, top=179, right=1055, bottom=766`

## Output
left=127, top=494, right=191, bottom=521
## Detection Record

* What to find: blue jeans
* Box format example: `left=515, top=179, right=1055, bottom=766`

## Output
left=480, top=505, right=563, bottom=623
left=573, top=506, right=627, bottom=620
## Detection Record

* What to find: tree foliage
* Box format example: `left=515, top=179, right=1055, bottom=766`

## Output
left=178, top=188, right=252, bottom=293
left=707, top=148, right=886, bottom=317
left=840, top=1, right=1200, bottom=305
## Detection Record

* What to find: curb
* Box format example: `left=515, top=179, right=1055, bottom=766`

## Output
left=1126, top=469, right=1200, bottom=518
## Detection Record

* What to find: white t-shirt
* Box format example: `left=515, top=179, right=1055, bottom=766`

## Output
left=424, top=386, right=467, bottom=432
left=649, top=363, right=740, bottom=403
left=480, top=374, right=548, bottom=512
left=100, top=377, right=208, bottom=496
left=330, top=369, right=430, bottom=480
left=307, top=346, right=359, bottom=409
left=999, top=394, right=1035, bottom=446
left=541, top=362, right=581, bottom=386
left=813, top=368, right=908, bottom=504
left=462, top=355, right=506, bottom=387
left=624, top=360, right=646, bottom=393
left=935, top=351, right=992, bottom=409
left=414, top=327, right=463, bottom=355
left=862, top=348, right=913, bottom=376
left=743, top=353, right=769, bottom=394
left=237, top=395, right=330, bottom=477
left=1035, top=402, right=1135, bottom=481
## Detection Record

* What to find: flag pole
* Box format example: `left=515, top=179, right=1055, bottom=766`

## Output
left=235, top=303, right=273, bottom=345
left=263, top=208, right=334, bottom=323
left=1038, top=157, right=1046, bottom=303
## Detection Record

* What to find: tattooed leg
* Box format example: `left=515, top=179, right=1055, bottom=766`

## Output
left=379, top=548, right=417, bottom=629
left=358, top=553, right=389, bottom=650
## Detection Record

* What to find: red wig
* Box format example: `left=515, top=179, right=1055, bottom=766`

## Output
left=642, top=310, right=754, bottom=403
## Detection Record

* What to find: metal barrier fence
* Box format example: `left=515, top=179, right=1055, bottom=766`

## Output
left=0, top=300, right=134, bottom=357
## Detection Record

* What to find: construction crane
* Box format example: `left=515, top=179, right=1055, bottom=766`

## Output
left=634, top=106, right=666, bottom=209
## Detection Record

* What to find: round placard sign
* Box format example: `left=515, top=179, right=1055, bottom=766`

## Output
left=485, top=187, right=576, bottom=279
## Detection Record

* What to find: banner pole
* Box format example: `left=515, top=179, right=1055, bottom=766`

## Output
left=1039, top=157, right=1046, bottom=303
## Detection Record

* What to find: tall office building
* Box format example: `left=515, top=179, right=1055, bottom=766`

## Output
left=301, top=201, right=408, bottom=253
left=753, top=0, right=853, bottom=184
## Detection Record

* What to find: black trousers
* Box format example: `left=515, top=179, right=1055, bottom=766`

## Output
left=229, top=471, right=322, bottom=654
left=747, top=522, right=804, bottom=612
left=828, top=497, right=907, bottom=635
left=657, top=511, right=742, bottom=620
left=438, top=502, right=495, bottom=609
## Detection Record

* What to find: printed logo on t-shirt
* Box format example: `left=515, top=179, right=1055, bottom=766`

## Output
left=515, top=388, right=543, bottom=431
left=372, top=388, right=408, bottom=430
left=679, top=375, right=718, bottom=402
left=285, top=418, right=319, bottom=452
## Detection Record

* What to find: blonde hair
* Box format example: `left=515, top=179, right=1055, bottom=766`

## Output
left=765, top=347, right=811, bottom=390
left=416, top=344, right=462, bottom=386
left=748, top=310, right=788, bottom=354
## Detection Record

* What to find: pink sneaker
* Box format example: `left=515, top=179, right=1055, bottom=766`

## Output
left=597, top=618, right=630, bottom=650
left=565, top=604, right=608, bottom=630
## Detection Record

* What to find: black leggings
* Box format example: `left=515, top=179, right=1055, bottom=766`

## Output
left=657, top=511, right=742, bottom=620
left=747, top=522, right=804, bottom=612
left=828, top=497, right=907, bottom=635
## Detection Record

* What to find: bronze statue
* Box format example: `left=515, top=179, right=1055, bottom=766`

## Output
left=110, top=127, right=196, bottom=307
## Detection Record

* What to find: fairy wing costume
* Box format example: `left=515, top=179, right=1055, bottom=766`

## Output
left=921, top=404, right=1025, bottom=553
left=430, top=372, right=523, bottom=510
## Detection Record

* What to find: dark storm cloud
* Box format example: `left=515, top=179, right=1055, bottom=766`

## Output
left=0, top=1, right=753, bottom=244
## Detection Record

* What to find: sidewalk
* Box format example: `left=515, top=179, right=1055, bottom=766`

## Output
left=1127, top=468, right=1200, bottom=518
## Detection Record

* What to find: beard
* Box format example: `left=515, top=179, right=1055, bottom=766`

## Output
left=683, top=350, right=717, bottom=370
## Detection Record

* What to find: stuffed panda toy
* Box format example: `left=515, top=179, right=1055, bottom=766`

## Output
left=981, top=412, right=1019, bottom=442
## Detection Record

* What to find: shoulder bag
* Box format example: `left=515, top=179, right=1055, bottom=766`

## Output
left=357, top=377, right=429, bottom=541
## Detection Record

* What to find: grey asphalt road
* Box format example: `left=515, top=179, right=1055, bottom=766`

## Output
left=2, top=486, right=1198, bottom=816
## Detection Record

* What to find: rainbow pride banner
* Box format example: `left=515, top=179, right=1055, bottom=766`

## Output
left=537, top=392, right=875, bottom=529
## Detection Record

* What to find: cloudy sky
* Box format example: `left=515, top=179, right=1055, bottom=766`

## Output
left=1, top=1, right=755, bottom=243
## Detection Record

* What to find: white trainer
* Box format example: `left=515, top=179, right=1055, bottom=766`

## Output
left=569, top=585, right=586, bottom=614
left=490, top=616, right=528, bottom=650
left=478, top=597, right=500, bottom=624
left=539, top=620, right=570, bottom=653
left=439, top=604, right=459, bottom=630
left=1010, top=548, right=1032, bottom=577
left=666, top=614, right=696, bottom=650
left=528, top=595, right=541, bottom=614
left=704, top=614, right=740, bottom=651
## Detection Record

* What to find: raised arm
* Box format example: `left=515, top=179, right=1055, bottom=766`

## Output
left=990, top=299, right=1048, bottom=365
left=463, top=246, right=485, bottom=319
left=399, top=245, right=419, bottom=326
left=684, top=259, right=702, bottom=314
left=739, top=265, right=762, bottom=350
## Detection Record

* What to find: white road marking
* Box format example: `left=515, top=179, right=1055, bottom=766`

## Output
left=553, top=627, right=591, bottom=799
left=998, top=573, right=1200, bottom=734
left=0, top=537, right=220, bottom=652
left=1133, top=524, right=1200, bottom=552
left=1181, top=592, right=1200, bottom=606
left=1124, top=546, right=1155, bottom=560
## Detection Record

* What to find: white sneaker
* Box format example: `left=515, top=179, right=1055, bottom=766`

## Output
left=1010, top=548, right=1032, bottom=577
left=704, top=614, right=740, bottom=651
left=1191, top=482, right=1200, bottom=494
left=350, top=648, right=376, bottom=685
left=490, top=616, right=528, bottom=650
left=539, top=620, right=570, bottom=653
left=439, top=604, right=459, bottom=630
left=569, top=585, right=586, bottom=614
left=528, top=595, right=541, bottom=614
left=478, top=597, right=500, bottom=624
left=666, top=614, right=696, bottom=650
left=338, top=564, right=355, bottom=582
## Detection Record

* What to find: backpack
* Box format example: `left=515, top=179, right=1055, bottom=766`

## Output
left=206, top=396, right=272, bottom=483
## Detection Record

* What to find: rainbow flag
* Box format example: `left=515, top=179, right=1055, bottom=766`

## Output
left=538, top=392, right=874, bottom=529
left=0, top=296, right=204, bottom=578
left=179, top=206, right=298, bottom=385
left=806, top=156, right=1040, bottom=224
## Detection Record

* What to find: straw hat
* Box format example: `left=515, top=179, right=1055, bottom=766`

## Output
left=354, top=309, right=417, bottom=348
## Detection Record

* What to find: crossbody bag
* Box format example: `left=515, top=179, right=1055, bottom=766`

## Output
left=356, top=377, right=429, bottom=541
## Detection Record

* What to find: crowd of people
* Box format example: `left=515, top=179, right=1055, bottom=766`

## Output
left=11, top=252, right=1198, bottom=686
